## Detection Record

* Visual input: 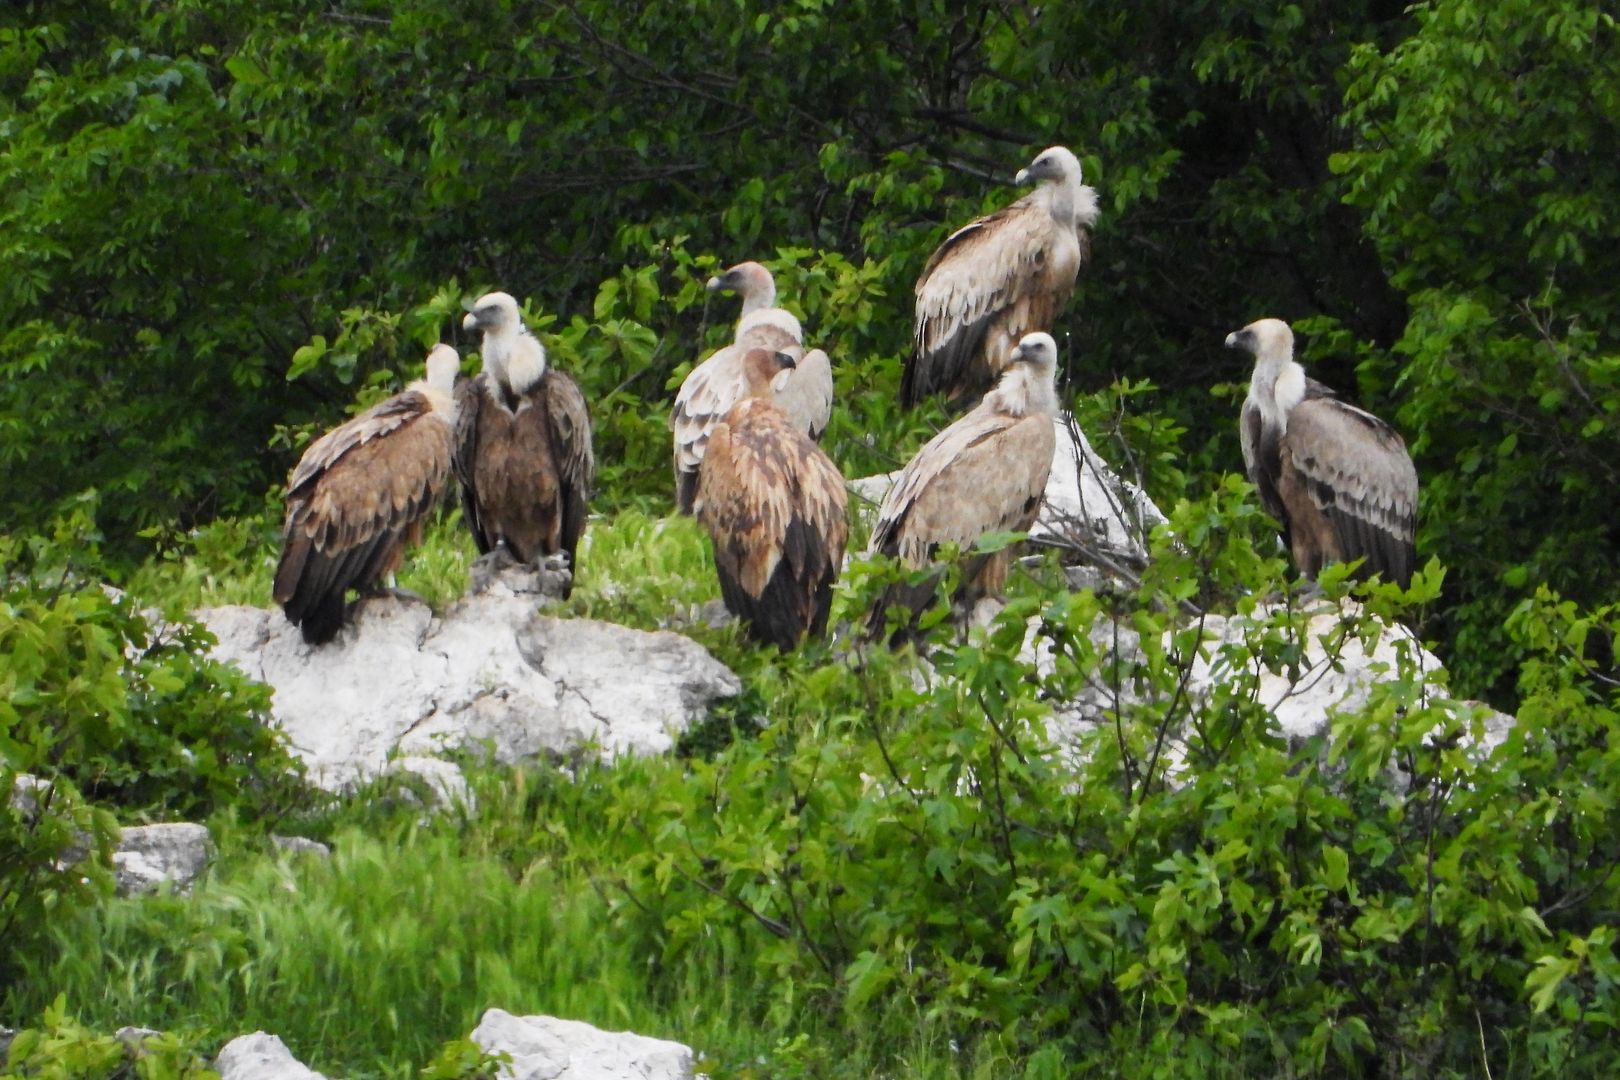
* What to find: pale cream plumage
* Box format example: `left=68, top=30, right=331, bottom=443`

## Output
left=869, top=332, right=1060, bottom=642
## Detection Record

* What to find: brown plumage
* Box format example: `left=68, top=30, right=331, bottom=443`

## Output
left=274, top=345, right=460, bottom=645
left=696, top=347, right=849, bottom=651
left=1228, top=318, right=1419, bottom=587
left=672, top=261, right=833, bottom=513
left=904, top=146, right=1098, bottom=408
left=869, top=332, right=1060, bottom=643
left=456, top=292, right=594, bottom=592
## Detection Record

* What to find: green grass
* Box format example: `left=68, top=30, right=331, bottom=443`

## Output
left=5, top=765, right=1073, bottom=1080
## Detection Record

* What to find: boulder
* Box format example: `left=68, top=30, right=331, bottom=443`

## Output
left=112, top=822, right=212, bottom=896
left=214, top=1032, right=327, bottom=1080
left=469, top=1009, right=694, bottom=1080
left=270, top=835, right=331, bottom=859
left=199, top=588, right=741, bottom=794
left=1030, top=597, right=1512, bottom=779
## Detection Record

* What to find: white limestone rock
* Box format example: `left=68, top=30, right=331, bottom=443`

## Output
left=112, top=822, right=212, bottom=896
left=270, top=835, right=331, bottom=858
left=1029, top=597, right=1512, bottom=779
left=214, top=1032, right=327, bottom=1080
left=469, top=1009, right=694, bottom=1080
left=199, top=587, right=740, bottom=794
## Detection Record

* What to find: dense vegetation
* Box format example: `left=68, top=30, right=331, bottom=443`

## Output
left=4, top=1, right=1620, bottom=1076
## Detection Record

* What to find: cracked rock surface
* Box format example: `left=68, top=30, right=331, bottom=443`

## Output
left=199, top=578, right=741, bottom=793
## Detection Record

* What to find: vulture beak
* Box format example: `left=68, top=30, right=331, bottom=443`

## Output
left=1014, top=166, right=1031, bottom=185
left=1224, top=330, right=1246, bottom=351
left=705, top=274, right=726, bottom=293
left=462, top=310, right=481, bottom=332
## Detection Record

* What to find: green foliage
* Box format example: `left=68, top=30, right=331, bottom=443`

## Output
left=2, top=996, right=215, bottom=1080
left=1334, top=1, right=1620, bottom=698
left=0, top=502, right=305, bottom=825
left=546, top=487, right=1620, bottom=1075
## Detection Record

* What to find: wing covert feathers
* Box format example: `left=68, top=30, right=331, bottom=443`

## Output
left=696, top=398, right=849, bottom=651
left=275, top=391, right=454, bottom=645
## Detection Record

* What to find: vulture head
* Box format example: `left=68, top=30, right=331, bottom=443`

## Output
left=462, top=290, right=545, bottom=394
left=462, top=291, right=522, bottom=337
left=423, top=343, right=461, bottom=392
left=988, top=332, right=1060, bottom=418
left=739, top=346, right=797, bottom=399
left=706, top=261, right=777, bottom=314
left=1015, top=145, right=1082, bottom=187
left=1224, top=317, right=1294, bottom=365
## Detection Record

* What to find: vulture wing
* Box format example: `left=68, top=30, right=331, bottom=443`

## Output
left=1282, top=396, right=1419, bottom=587
left=275, top=392, right=453, bottom=644
left=871, top=407, right=1055, bottom=564
left=771, top=346, right=833, bottom=441
left=541, top=368, right=595, bottom=580
left=672, top=343, right=749, bottom=513
left=453, top=373, right=492, bottom=553
left=906, top=196, right=1082, bottom=407
left=697, top=399, right=849, bottom=650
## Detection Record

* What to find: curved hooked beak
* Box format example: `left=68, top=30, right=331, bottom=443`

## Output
left=1014, top=166, right=1031, bottom=185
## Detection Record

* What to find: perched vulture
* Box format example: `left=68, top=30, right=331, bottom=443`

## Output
left=274, top=344, right=461, bottom=645
left=672, top=261, right=833, bottom=513
left=904, top=145, right=1098, bottom=408
left=456, top=291, right=594, bottom=593
left=695, top=347, right=849, bottom=651
left=1227, top=318, right=1419, bottom=588
left=868, top=332, right=1060, bottom=643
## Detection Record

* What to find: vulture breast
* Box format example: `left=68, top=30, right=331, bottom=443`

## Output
left=454, top=370, right=593, bottom=588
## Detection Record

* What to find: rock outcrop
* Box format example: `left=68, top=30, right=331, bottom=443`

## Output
left=113, top=823, right=213, bottom=896
left=470, top=1009, right=695, bottom=1080
left=1027, top=596, right=1512, bottom=778
left=199, top=583, right=741, bottom=793
left=214, top=1032, right=327, bottom=1080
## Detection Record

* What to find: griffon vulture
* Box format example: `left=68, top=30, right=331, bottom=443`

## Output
left=274, top=344, right=461, bottom=645
left=904, top=146, right=1098, bottom=408
left=1226, top=318, right=1418, bottom=588
left=868, top=332, right=1060, bottom=643
left=672, top=261, right=833, bottom=513
left=456, top=291, right=594, bottom=594
left=695, top=346, right=849, bottom=651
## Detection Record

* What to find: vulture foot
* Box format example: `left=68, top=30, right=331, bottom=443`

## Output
left=468, top=546, right=572, bottom=601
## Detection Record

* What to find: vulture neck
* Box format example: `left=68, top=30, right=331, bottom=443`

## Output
left=737, top=279, right=777, bottom=315
left=985, top=366, right=1057, bottom=419
left=407, top=378, right=456, bottom=419
left=736, top=307, right=803, bottom=342
left=1248, top=352, right=1306, bottom=434
left=1041, top=175, right=1100, bottom=231
left=484, top=328, right=548, bottom=400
